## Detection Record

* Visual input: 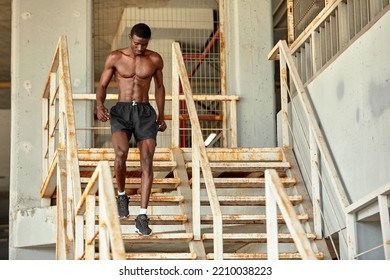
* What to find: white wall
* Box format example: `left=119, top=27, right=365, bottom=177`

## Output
left=10, top=0, right=93, bottom=259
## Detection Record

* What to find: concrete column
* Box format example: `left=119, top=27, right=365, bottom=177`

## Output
left=224, top=0, right=276, bottom=147
left=10, top=0, right=92, bottom=259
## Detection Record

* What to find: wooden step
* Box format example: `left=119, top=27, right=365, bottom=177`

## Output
left=201, top=214, right=309, bottom=224
left=124, top=252, right=197, bottom=260
left=130, top=195, right=184, bottom=205
left=186, top=161, right=291, bottom=172
left=117, top=215, right=188, bottom=225
left=200, top=195, right=303, bottom=206
left=78, top=148, right=172, bottom=161
left=80, top=177, right=180, bottom=189
left=78, top=160, right=177, bottom=172
left=202, top=232, right=316, bottom=243
left=121, top=232, right=193, bottom=243
left=191, top=177, right=296, bottom=188
left=206, top=252, right=324, bottom=260
left=181, top=147, right=284, bottom=162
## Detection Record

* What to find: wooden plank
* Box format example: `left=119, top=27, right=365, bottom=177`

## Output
left=129, top=194, right=184, bottom=205
left=278, top=40, right=350, bottom=208
left=121, top=233, right=193, bottom=243
left=287, top=0, right=294, bottom=45
left=201, top=213, right=309, bottom=224
left=194, top=177, right=296, bottom=187
left=378, top=194, right=390, bottom=259
left=75, top=164, right=99, bottom=215
left=202, top=232, right=316, bottom=242
left=72, top=93, right=239, bottom=101
left=40, top=150, right=58, bottom=199
left=266, top=172, right=279, bottom=259
left=200, top=195, right=303, bottom=206
left=80, top=177, right=180, bottom=189
left=265, top=169, right=318, bottom=260
left=173, top=42, right=223, bottom=260
left=77, top=148, right=172, bottom=161
left=219, top=0, right=228, bottom=147
left=345, top=182, right=390, bottom=214
left=290, top=0, right=343, bottom=53
left=182, top=147, right=284, bottom=162
left=98, top=161, right=126, bottom=260
left=230, top=100, right=238, bottom=147
left=171, top=147, right=207, bottom=260
left=186, top=161, right=290, bottom=171
left=117, top=215, right=188, bottom=225
left=171, top=43, right=180, bottom=148
left=207, top=252, right=324, bottom=260
left=124, top=253, right=196, bottom=260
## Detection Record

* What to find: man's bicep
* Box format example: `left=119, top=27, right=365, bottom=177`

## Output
left=154, top=68, right=164, bottom=88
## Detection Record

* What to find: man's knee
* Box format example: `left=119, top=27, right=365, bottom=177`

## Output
left=115, top=148, right=128, bottom=162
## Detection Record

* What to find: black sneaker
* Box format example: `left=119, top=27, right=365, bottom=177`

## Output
left=116, top=194, right=129, bottom=218
left=135, top=214, right=152, bottom=236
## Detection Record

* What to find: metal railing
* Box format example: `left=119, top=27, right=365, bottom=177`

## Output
left=290, top=0, right=390, bottom=84
left=345, top=182, right=390, bottom=259
left=75, top=160, right=125, bottom=260
left=269, top=3, right=390, bottom=259
left=41, top=35, right=125, bottom=259
left=269, top=39, right=350, bottom=257
left=265, top=169, right=318, bottom=260
left=172, top=42, right=223, bottom=260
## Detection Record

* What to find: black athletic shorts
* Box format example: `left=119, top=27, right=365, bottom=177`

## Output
left=109, top=101, right=158, bottom=143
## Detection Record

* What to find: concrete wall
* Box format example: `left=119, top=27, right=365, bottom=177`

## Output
left=285, top=11, right=390, bottom=259
left=10, top=0, right=92, bottom=259
left=225, top=0, right=276, bottom=147
left=307, top=12, right=390, bottom=201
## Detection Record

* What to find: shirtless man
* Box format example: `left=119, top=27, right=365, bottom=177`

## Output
left=96, top=23, right=166, bottom=236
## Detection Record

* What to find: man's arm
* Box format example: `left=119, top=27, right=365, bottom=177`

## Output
left=153, top=54, right=166, bottom=132
left=96, top=53, right=115, bottom=122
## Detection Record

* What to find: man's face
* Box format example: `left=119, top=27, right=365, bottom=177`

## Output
left=130, top=34, right=149, bottom=56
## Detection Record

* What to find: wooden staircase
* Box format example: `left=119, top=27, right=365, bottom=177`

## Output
left=42, top=35, right=333, bottom=260
left=75, top=146, right=331, bottom=260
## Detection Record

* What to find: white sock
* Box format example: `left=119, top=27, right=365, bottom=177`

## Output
left=118, top=191, right=126, bottom=196
left=139, top=208, right=147, bottom=215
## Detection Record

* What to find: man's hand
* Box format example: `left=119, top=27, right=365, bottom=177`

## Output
left=157, top=119, right=167, bottom=132
left=97, top=105, right=110, bottom=122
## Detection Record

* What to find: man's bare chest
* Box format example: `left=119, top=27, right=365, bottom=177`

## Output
left=115, top=56, right=156, bottom=79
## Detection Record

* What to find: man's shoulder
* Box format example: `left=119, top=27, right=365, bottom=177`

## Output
left=146, top=50, right=163, bottom=67
left=110, top=48, right=129, bottom=57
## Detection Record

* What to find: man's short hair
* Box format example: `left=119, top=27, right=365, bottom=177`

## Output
left=130, top=23, right=152, bottom=39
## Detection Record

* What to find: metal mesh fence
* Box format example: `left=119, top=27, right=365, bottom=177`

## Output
left=93, top=0, right=222, bottom=148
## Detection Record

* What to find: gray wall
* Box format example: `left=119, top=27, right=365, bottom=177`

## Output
left=225, top=0, right=276, bottom=147
left=286, top=11, right=390, bottom=259
left=10, top=0, right=92, bottom=259
left=307, top=12, right=390, bottom=201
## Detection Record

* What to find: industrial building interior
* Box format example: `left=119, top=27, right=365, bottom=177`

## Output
left=1, top=0, right=375, bottom=260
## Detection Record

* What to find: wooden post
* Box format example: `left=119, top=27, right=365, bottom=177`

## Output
left=310, top=130, right=322, bottom=238
left=219, top=0, right=228, bottom=147
left=287, top=0, right=295, bottom=45
left=378, top=194, right=390, bottom=259
left=172, top=43, right=180, bottom=148
left=280, top=54, right=290, bottom=147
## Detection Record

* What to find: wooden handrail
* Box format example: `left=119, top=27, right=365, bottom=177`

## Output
left=269, top=40, right=350, bottom=210
left=345, top=182, right=390, bottom=259
left=265, top=169, right=318, bottom=260
left=172, top=42, right=224, bottom=260
left=76, top=161, right=125, bottom=260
